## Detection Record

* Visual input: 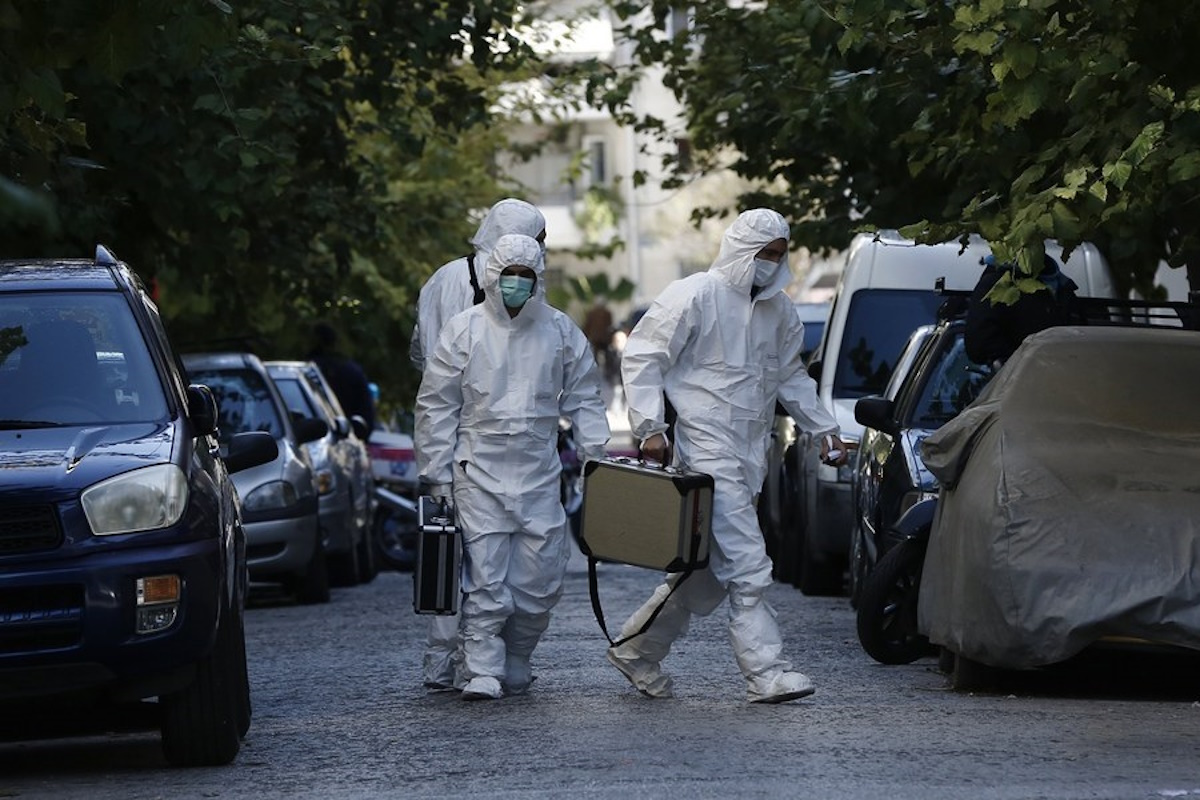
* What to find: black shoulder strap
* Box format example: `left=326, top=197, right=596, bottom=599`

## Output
left=588, top=556, right=694, bottom=648
left=466, top=253, right=485, bottom=305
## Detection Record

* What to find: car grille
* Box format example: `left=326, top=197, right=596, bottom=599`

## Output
left=0, top=505, right=63, bottom=554
left=0, top=585, right=84, bottom=653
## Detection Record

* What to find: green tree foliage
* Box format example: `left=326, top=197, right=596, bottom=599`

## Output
left=602, top=0, right=1200, bottom=297
left=0, top=0, right=541, bottom=403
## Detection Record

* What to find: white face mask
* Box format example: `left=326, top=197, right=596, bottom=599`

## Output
left=753, top=257, right=782, bottom=286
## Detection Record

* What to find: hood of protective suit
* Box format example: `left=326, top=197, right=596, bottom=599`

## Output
left=471, top=198, right=546, bottom=261
left=709, top=208, right=792, bottom=298
left=483, top=234, right=546, bottom=322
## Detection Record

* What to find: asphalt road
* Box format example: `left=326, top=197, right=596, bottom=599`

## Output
left=2, top=545, right=1200, bottom=800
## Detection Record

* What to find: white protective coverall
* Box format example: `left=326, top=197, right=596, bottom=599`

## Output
left=409, top=198, right=547, bottom=371
left=415, top=234, right=610, bottom=699
left=609, top=208, right=838, bottom=703
left=408, top=198, right=546, bottom=690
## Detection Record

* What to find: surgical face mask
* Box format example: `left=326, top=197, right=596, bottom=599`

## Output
left=499, top=275, right=536, bottom=308
left=753, top=257, right=782, bottom=286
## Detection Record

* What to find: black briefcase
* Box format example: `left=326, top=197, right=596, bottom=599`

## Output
left=577, top=457, right=713, bottom=572
left=413, top=496, right=462, bottom=615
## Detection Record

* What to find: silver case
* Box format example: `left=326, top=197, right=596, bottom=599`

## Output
left=578, top=457, right=713, bottom=571
left=413, top=496, right=462, bottom=615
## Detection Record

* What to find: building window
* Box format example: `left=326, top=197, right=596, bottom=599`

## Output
left=666, top=6, right=691, bottom=39
left=581, top=135, right=608, bottom=187
left=675, top=137, right=693, bottom=172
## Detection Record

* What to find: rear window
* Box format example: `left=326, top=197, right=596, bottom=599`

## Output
left=833, top=289, right=944, bottom=399
left=187, top=368, right=284, bottom=440
left=274, top=376, right=320, bottom=420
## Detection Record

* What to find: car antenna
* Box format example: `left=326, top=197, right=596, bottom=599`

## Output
left=95, top=244, right=119, bottom=266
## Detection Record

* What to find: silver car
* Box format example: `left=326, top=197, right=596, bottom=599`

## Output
left=266, top=360, right=376, bottom=586
left=183, top=352, right=330, bottom=604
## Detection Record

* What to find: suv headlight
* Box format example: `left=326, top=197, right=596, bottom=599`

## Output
left=243, top=480, right=299, bottom=511
left=82, top=464, right=189, bottom=535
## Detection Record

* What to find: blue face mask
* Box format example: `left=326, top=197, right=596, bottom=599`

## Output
left=498, top=275, right=536, bottom=308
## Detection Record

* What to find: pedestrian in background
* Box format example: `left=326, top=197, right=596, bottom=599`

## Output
left=607, top=208, right=846, bottom=704
left=408, top=197, right=548, bottom=693
left=308, top=322, right=375, bottom=433
left=964, top=253, right=1082, bottom=369
left=415, top=233, right=610, bottom=700
left=409, top=198, right=547, bottom=372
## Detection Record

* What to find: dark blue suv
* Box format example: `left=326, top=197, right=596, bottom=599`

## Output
left=0, top=247, right=276, bottom=766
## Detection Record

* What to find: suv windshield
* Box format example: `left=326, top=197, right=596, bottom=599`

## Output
left=0, top=292, right=168, bottom=426
left=188, top=368, right=284, bottom=441
left=833, top=289, right=944, bottom=399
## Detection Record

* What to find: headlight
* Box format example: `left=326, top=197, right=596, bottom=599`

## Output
left=243, top=479, right=299, bottom=511
left=82, top=464, right=189, bottom=535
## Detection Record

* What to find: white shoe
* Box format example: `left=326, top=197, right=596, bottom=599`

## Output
left=502, top=655, right=535, bottom=696
left=606, top=649, right=674, bottom=699
left=460, top=676, right=503, bottom=701
left=747, top=671, right=815, bottom=704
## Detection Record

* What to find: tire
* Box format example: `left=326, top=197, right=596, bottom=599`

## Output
left=327, top=517, right=362, bottom=588
left=294, top=536, right=331, bottom=605
left=356, top=513, right=379, bottom=584
left=798, top=530, right=844, bottom=597
left=848, top=527, right=869, bottom=610
left=233, top=609, right=252, bottom=738
left=372, top=505, right=418, bottom=572
left=856, top=537, right=930, bottom=664
left=160, top=609, right=245, bottom=767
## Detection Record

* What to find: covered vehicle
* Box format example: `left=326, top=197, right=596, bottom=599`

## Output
left=920, top=325, right=1200, bottom=671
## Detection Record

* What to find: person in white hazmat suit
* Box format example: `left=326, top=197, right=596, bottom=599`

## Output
left=415, top=233, right=611, bottom=700
left=409, top=198, right=547, bottom=372
left=409, top=198, right=547, bottom=692
left=607, top=208, right=848, bottom=704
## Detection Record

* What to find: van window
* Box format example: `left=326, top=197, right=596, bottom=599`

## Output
left=834, top=289, right=944, bottom=399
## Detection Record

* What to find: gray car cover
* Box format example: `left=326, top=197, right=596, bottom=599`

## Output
left=918, top=325, right=1200, bottom=668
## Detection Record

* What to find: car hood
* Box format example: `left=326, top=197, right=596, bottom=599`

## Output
left=0, top=422, right=175, bottom=497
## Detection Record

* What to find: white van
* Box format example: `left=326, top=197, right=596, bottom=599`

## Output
left=781, top=230, right=1116, bottom=596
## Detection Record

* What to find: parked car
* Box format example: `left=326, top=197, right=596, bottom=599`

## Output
left=0, top=246, right=277, bottom=766
left=182, top=352, right=330, bottom=604
left=784, top=232, right=1117, bottom=596
left=758, top=300, right=829, bottom=578
left=850, top=314, right=993, bottom=606
left=920, top=324, right=1200, bottom=688
left=853, top=297, right=1200, bottom=669
left=266, top=360, right=376, bottom=586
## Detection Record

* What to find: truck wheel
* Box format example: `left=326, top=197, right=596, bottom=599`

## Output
left=856, top=537, right=930, bottom=664
left=160, top=609, right=244, bottom=767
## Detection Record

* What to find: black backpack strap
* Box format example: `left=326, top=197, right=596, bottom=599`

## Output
left=466, top=253, right=485, bottom=305
left=587, top=556, right=694, bottom=648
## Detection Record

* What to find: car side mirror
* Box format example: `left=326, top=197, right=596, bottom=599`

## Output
left=854, top=396, right=898, bottom=437
left=293, top=416, right=329, bottom=444
left=349, top=414, right=370, bottom=441
left=331, top=415, right=351, bottom=439
left=807, top=359, right=822, bottom=382
left=224, top=431, right=278, bottom=473
left=186, top=384, right=219, bottom=437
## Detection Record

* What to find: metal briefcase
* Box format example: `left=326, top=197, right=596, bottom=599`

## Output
left=577, top=457, right=713, bottom=572
left=413, top=496, right=462, bottom=615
